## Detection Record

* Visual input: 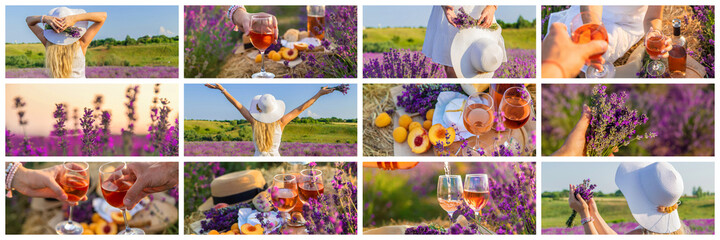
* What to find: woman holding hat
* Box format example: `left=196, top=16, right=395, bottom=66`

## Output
left=26, top=7, right=106, bottom=78
left=422, top=5, right=507, bottom=78
left=568, top=162, right=688, bottom=234
left=205, top=83, right=334, bottom=156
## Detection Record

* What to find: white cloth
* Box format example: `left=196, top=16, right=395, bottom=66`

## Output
left=70, top=46, right=85, bottom=78
left=253, top=124, right=282, bottom=156
left=546, top=6, right=648, bottom=68
left=423, top=5, right=505, bottom=67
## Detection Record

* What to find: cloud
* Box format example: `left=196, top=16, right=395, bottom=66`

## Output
left=159, top=26, right=174, bottom=36
left=304, top=110, right=321, bottom=118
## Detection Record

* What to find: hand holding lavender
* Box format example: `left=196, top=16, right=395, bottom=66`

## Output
left=328, top=84, right=350, bottom=95
left=452, top=7, right=499, bottom=30
left=586, top=85, right=656, bottom=156
left=566, top=179, right=596, bottom=227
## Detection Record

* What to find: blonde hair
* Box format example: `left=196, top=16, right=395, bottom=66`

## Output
left=45, top=41, right=80, bottom=78
left=252, top=121, right=281, bottom=153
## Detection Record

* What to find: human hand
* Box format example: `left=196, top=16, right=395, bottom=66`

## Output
left=317, top=86, right=334, bottom=96
left=44, top=15, right=65, bottom=33
left=237, top=11, right=279, bottom=41
left=59, top=15, right=78, bottom=32
left=12, top=164, right=87, bottom=205
left=122, top=162, right=179, bottom=210
left=587, top=197, right=599, bottom=215
left=205, top=83, right=225, bottom=91
left=568, top=184, right=590, bottom=214
left=542, top=23, right=608, bottom=78
left=648, top=34, right=672, bottom=60
left=442, top=6, right=458, bottom=28
left=478, top=6, right=497, bottom=28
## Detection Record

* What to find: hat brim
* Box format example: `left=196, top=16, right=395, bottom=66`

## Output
left=615, top=162, right=682, bottom=233
left=450, top=28, right=503, bottom=78
left=250, top=99, right=285, bottom=123
left=44, top=8, right=88, bottom=45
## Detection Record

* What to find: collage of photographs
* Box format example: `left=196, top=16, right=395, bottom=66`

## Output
left=0, top=2, right=716, bottom=239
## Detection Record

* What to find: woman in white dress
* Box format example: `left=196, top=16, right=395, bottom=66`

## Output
left=205, top=83, right=334, bottom=156
left=26, top=7, right=106, bottom=78
left=545, top=6, right=666, bottom=75
left=422, top=5, right=506, bottom=78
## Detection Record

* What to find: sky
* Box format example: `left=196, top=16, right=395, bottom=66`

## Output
left=542, top=162, right=715, bottom=196
left=6, top=84, right=179, bottom=136
left=6, top=6, right=178, bottom=43
left=363, top=5, right=536, bottom=28
left=184, top=84, right=357, bottom=121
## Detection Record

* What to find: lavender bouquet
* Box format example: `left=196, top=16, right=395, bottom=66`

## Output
left=566, top=179, right=596, bottom=227
left=396, top=84, right=462, bottom=116
left=452, top=7, right=499, bottom=31
left=586, top=85, right=657, bottom=156
left=45, top=24, right=82, bottom=38
left=329, top=84, right=350, bottom=95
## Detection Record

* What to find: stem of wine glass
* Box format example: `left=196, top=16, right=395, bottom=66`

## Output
left=475, top=211, right=480, bottom=221
left=448, top=211, right=454, bottom=223
left=122, top=209, right=130, bottom=230
left=260, top=50, right=266, bottom=73
left=68, top=205, right=74, bottom=224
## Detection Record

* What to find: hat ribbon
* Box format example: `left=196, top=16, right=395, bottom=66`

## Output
left=213, top=183, right=268, bottom=205
left=657, top=201, right=680, bottom=214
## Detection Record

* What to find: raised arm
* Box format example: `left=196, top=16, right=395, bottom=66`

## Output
left=587, top=198, right=618, bottom=234
left=568, top=185, right=599, bottom=234
left=62, top=12, right=107, bottom=53
left=280, top=87, right=334, bottom=127
left=205, top=84, right=255, bottom=125
left=26, top=15, right=63, bottom=46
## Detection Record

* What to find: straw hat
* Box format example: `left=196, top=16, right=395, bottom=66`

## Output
left=198, top=170, right=267, bottom=212
left=450, top=28, right=506, bottom=78
left=44, top=7, right=88, bottom=45
left=250, top=94, right=286, bottom=123
left=615, top=162, right=684, bottom=233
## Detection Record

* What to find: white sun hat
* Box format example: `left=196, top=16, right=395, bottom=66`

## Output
left=249, top=94, right=286, bottom=123
left=450, top=28, right=507, bottom=78
left=43, top=7, right=88, bottom=45
left=615, top=162, right=684, bottom=234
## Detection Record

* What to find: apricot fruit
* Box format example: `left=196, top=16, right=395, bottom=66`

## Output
left=423, top=120, right=432, bottom=130
left=429, top=124, right=456, bottom=147
left=408, top=121, right=422, bottom=132
left=111, top=211, right=131, bottom=224
left=407, top=127, right=430, bottom=154
left=208, top=230, right=220, bottom=235
left=426, top=109, right=435, bottom=121
left=231, top=223, right=240, bottom=234
left=374, top=112, right=391, bottom=128
left=269, top=51, right=282, bottom=61
left=281, top=48, right=299, bottom=61
left=241, top=223, right=264, bottom=235
left=393, top=127, right=408, bottom=143
left=398, top=114, right=412, bottom=130
left=95, top=220, right=118, bottom=235
left=255, top=54, right=262, bottom=63
left=294, top=42, right=309, bottom=51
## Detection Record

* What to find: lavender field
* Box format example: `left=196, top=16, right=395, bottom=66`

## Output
left=362, top=49, right=535, bottom=78
left=6, top=66, right=179, bottom=78
left=542, top=219, right=714, bottom=235
left=184, top=141, right=357, bottom=156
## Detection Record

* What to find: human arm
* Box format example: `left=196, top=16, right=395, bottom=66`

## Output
left=230, top=6, right=279, bottom=40
left=205, top=83, right=255, bottom=125
left=552, top=105, right=591, bottom=156
left=587, top=198, right=618, bottom=234
left=643, top=6, right=671, bottom=59
left=478, top=5, right=497, bottom=28
left=542, top=23, right=608, bottom=78
left=279, top=87, right=334, bottom=127
left=122, top=162, right=179, bottom=210
left=568, top=185, right=599, bottom=235
left=62, top=12, right=107, bottom=52
left=441, top=6, right=458, bottom=28
left=26, top=15, right=63, bottom=46
left=7, top=163, right=88, bottom=205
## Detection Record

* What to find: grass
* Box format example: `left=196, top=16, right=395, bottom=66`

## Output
left=185, top=120, right=357, bottom=143
left=362, top=27, right=535, bottom=52
left=541, top=196, right=715, bottom=228
left=5, top=42, right=178, bottom=68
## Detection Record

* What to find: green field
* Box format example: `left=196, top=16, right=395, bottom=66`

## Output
left=5, top=42, right=178, bottom=68
left=185, top=120, right=357, bottom=144
left=363, top=27, right=535, bottom=52
left=541, top=196, right=715, bottom=228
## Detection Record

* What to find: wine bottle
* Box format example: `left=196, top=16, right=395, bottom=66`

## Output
left=668, top=19, right=687, bottom=78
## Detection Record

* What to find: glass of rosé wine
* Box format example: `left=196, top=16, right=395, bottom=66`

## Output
left=463, top=174, right=490, bottom=220
left=644, top=28, right=668, bottom=77
left=437, top=175, right=463, bottom=223
left=463, top=92, right=495, bottom=152
left=570, top=11, right=614, bottom=78
left=270, top=174, right=299, bottom=226
left=99, top=162, right=144, bottom=235
left=249, top=14, right=277, bottom=78
left=55, top=161, right=90, bottom=235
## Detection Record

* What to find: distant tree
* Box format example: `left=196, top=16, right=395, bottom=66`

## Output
left=124, top=35, right=137, bottom=45
left=614, top=189, right=624, bottom=197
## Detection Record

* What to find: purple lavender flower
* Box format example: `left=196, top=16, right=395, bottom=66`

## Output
left=566, top=179, right=596, bottom=227
left=52, top=103, right=69, bottom=155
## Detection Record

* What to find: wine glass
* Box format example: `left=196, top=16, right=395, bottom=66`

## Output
left=463, top=174, right=490, bottom=220
left=490, top=84, right=523, bottom=112
left=500, top=86, right=532, bottom=145
left=307, top=5, right=326, bottom=40
left=570, top=11, right=613, bottom=78
left=645, top=28, right=667, bottom=77
left=298, top=169, right=324, bottom=203
left=55, top=161, right=89, bottom=235
left=249, top=14, right=277, bottom=78
left=99, top=162, right=144, bottom=235
left=437, top=175, right=463, bottom=223
left=462, top=92, right=495, bottom=152
left=270, top=174, right=299, bottom=226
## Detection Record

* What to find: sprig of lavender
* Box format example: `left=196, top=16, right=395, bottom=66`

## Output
left=452, top=7, right=499, bottom=30
left=44, top=25, right=82, bottom=38
left=586, top=85, right=657, bottom=156
left=80, top=107, right=98, bottom=156
left=122, top=85, right=139, bottom=155
left=396, top=84, right=462, bottom=116
left=566, top=179, right=596, bottom=227
left=330, top=84, right=350, bottom=95
left=52, top=103, right=69, bottom=155
left=405, top=223, right=480, bottom=235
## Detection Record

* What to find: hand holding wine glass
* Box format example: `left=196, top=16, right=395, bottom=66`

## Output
left=121, top=162, right=179, bottom=210
left=463, top=174, right=490, bottom=220
left=55, top=162, right=89, bottom=235
left=644, top=27, right=671, bottom=77
left=250, top=14, right=278, bottom=78
left=570, top=11, right=613, bottom=78
left=437, top=175, right=463, bottom=223
left=99, top=162, right=144, bottom=235
left=541, top=23, right=608, bottom=78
